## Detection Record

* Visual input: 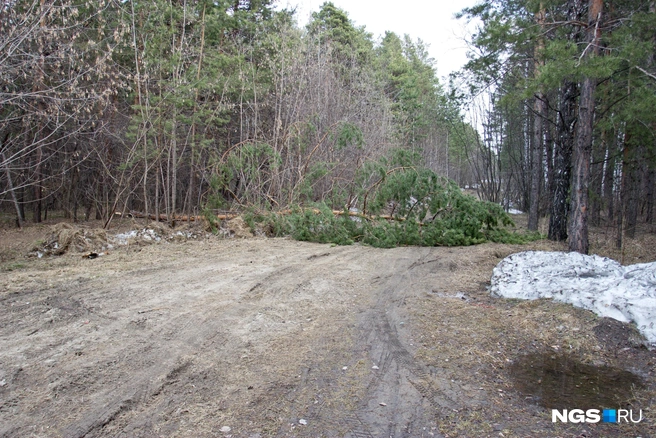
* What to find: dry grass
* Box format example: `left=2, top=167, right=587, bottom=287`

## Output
left=511, top=213, right=656, bottom=264
left=405, top=218, right=656, bottom=437
left=0, top=211, right=654, bottom=437
left=589, top=222, right=656, bottom=264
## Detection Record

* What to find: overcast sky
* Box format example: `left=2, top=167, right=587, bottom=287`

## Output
left=274, top=0, right=482, bottom=80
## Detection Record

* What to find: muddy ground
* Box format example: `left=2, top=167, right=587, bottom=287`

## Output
left=0, top=219, right=655, bottom=437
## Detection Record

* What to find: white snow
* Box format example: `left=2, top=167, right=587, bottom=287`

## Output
left=490, top=251, right=656, bottom=345
left=112, top=230, right=139, bottom=245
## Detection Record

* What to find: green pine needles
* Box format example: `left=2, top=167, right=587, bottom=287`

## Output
left=247, top=150, right=542, bottom=248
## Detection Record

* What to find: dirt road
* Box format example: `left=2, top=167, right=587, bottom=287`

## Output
left=1, top=234, right=654, bottom=437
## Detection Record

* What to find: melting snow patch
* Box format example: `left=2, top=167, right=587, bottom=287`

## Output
left=112, top=230, right=139, bottom=245
left=491, top=251, right=656, bottom=345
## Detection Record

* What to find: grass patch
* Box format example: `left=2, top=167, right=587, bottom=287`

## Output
left=1, top=261, right=26, bottom=272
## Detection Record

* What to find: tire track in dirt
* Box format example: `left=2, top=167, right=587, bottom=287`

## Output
left=238, top=244, right=382, bottom=437
left=63, top=242, right=368, bottom=437
left=341, top=413, right=376, bottom=438
left=376, top=316, right=459, bottom=414
left=334, top=248, right=469, bottom=437
left=1, top=240, right=481, bottom=437
left=263, top=248, right=459, bottom=437
left=60, top=312, right=223, bottom=437
left=241, top=244, right=364, bottom=302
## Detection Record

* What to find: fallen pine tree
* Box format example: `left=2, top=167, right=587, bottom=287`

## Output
left=115, top=208, right=402, bottom=224
left=243, top=203, right=542, bottom=248
left=113, top=150, right=541, bottom=247
left=112, top=204, right=539, bottom=248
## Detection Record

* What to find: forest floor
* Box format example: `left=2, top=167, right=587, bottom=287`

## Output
left=0, top=216, right=655, bottom=438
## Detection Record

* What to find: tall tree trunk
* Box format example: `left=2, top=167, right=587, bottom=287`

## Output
left=622, top=137, right=640, bottom=239
left=602, top=128, right=616, bottom=222
left=32, top=144, right=43, bottom=223
left=569, top=0, right=603, bottom=254
left=549, top=81, right=576, bottom=241
left=18, top=174, right=26, bottom=223
left=529, top=4, right=545, bottom=231
left=1, top=143, right=23, bottom=228
left=544, top=95, right=554, bottom=215
left=645, top=167, right=655, bottom=225
left=171, top=118, right=178, bottom=220
left=155, top=164, right=160, bottom=223
left=529, top=96, right=544, bottom=231
left=31, top=0, right=48, bottom=224
left=645, top=2, right=656, bottom=226
left=131, top=0, right=149, bottom=225
left=616, top=137, right=631, bottom=249
left=589, top=130, right=605, bottom=226
left=189, top=5, right=206, bottom=217
left=71, top=156, right=80, bottom=223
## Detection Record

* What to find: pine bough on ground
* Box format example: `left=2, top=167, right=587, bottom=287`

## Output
left=491, top=251, right=656, bottom=346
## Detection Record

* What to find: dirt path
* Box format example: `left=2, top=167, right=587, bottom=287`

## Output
left=1, top=236, right=654, bottom=437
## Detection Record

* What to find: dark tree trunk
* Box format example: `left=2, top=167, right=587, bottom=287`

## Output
left=33, top=144, right=43, bottom=223
left=544, top=97, right=555, bottom=214
left=590, top=132, right=605, bottom=226
left=645, top=167, right=655, bottom=224
left=647, top=3, right=656, bottom=226
left=529, top=6, right=546, bottom=231
left=624, top=177, right=639, bottom=238
left=1, top=139, right=23, bottom=228
left=618, top=126, right=642, bottom=239
left=616, top=186, right=623, bottom=249
left=623, top=143, right=640, bottom=239
left=602, top=129, right=616, bottom=222
left=549, top=81, right=577, bottom=241
left=617, top=142, right=626, bottom=249
left=18, top=185, right=26, bottom=222
left=529, top=94, right=544, bottom=231
left=569, top=76, right=594, bottom=254
left=569, top=0, right=603, bottom=254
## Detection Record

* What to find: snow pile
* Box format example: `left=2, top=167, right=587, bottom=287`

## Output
left=111, top=227, right=202, bottom=246
left=112, top=228, right=161, bottom=245
left=491, top=251, right=656, bottom=345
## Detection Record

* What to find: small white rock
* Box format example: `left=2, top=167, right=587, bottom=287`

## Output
left=342, top=366, right=348, bottom=370
left=220, top=426, right=231, bottom=433
left=299, top=419, right=307, bottom=425
left=379, top=402, right=387, bottom=406
left=372, top=365, right=379, bottom=370
left=0, top=379, right=6, bottom=386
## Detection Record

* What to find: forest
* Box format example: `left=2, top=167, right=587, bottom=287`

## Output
left=1, top=0, right=655, bottom=254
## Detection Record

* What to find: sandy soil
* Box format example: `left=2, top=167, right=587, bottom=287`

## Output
left=0, top=222, right=654, bottom=437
